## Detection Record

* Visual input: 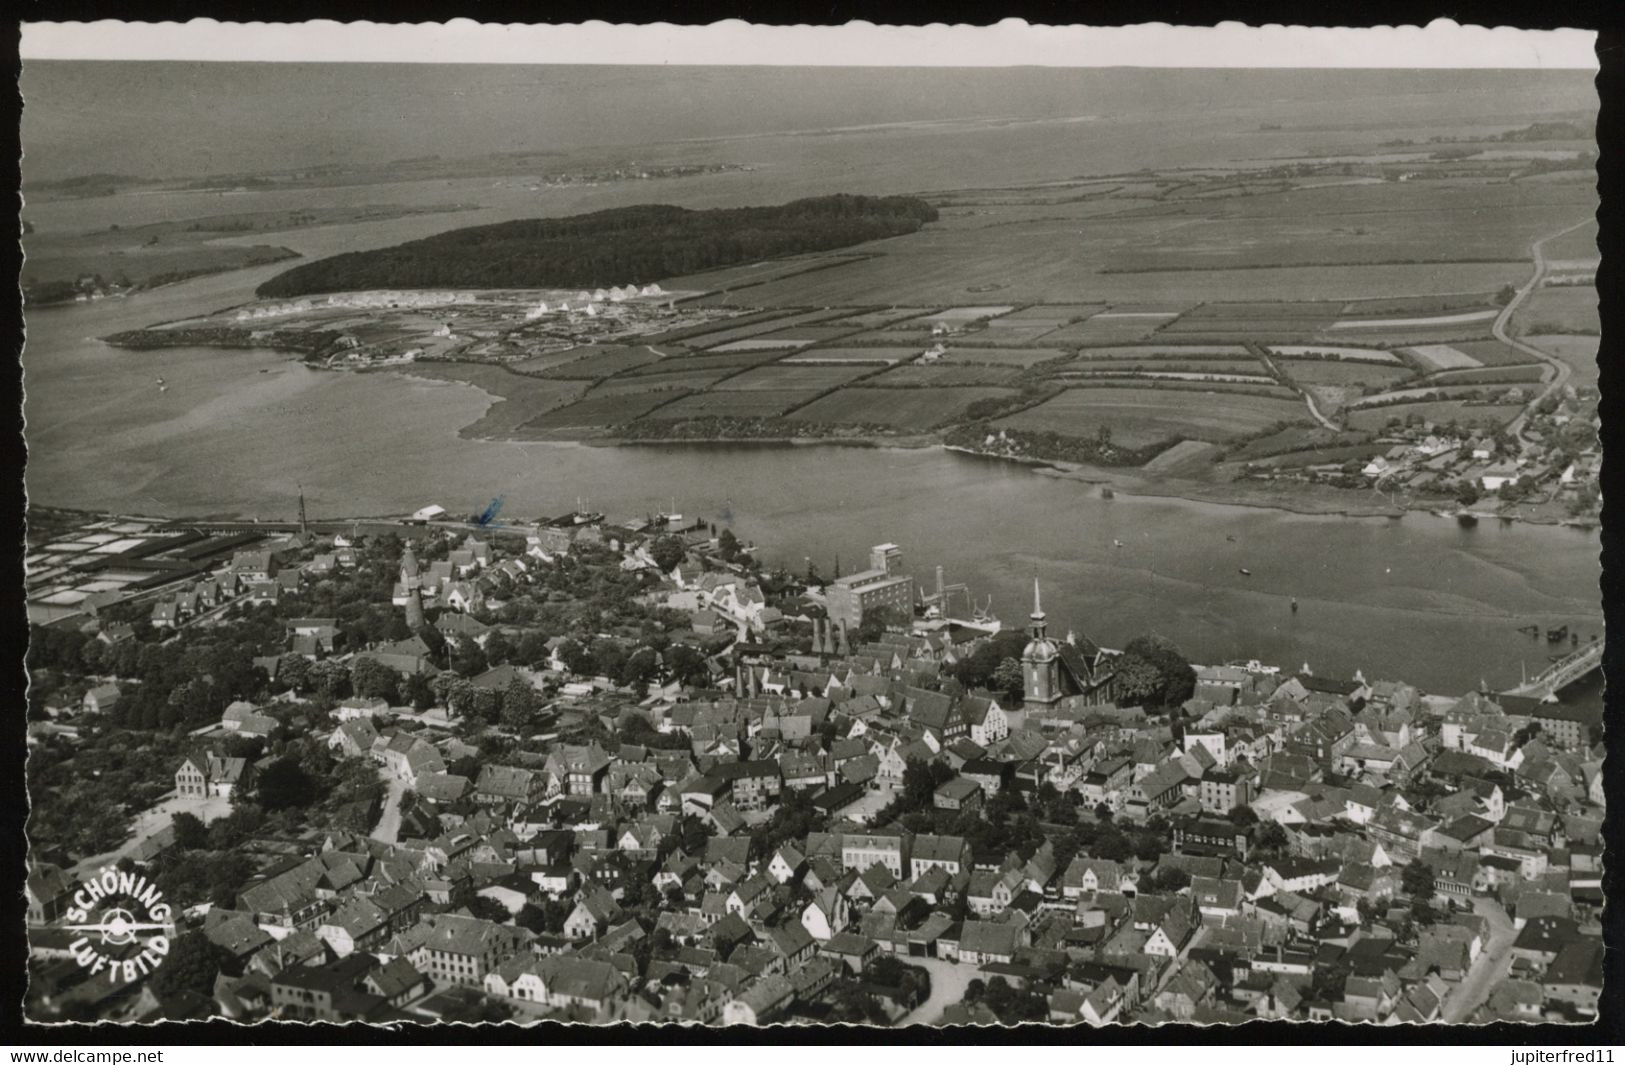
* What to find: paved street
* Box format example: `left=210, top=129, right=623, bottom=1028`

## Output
left=896, top=955, right=979, bottom=1027
left=1499, top=218, right=1593, bottom=445
left=371, top=769, right=407, bottom=844
left=1442, top=896, right=1517, bottom=1023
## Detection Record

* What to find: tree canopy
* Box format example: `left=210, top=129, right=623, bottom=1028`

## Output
left=256, top=195, right=939, bottom=297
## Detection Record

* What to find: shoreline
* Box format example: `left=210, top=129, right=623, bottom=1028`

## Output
left=76, top=345, right=1597, bottom=534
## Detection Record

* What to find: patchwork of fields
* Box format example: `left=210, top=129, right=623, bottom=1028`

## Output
left=790, top=386, right=1017, bottom=430
left=994, top=387, right=1312, bottom=449
left=399, top=152, right=1594, bottom=464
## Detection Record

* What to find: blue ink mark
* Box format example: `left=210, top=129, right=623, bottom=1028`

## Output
left=475, top=496, right=505, bottom=527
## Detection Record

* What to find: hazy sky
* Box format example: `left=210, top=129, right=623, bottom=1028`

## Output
left=21, top=19, right=1600, bottom=69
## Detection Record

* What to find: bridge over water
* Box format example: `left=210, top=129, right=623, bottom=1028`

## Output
left=1503, top=638, right=1604, bottom=701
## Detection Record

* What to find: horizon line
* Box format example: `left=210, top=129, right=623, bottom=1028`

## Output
left=20, top=19, right=1601, bottom=70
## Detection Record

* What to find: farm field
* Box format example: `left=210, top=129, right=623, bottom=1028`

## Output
left=647, top=389, right=822, bottom=420
left=1426, top=366, right=1547, bottom=387
left=1346, top=401, right=1522, bottom=432
left=710, top=338, right=815, bottom=352
left=1267, top=344, right=1399, bottom=362
left=518, top=389, right=681, bottom=431
left=684, top=308, right=851, bottom=349
left=1402, top=344, right=1485, bottom=371
left=1339, top=293, right=1502, bottom=316
left=1513, top=285, right=1598, bottom=335
left=1105, top=201, right=1574, bottom=271
left=780, top=346, right=918, bottom=363
left=1446, top=339, right=1541, bottom=367
left=1058, top=370, right=1279, bottom=386
left=995, top=386, right=1312, bottom=448
left=1275, top=359, right=1414, bottom=388
left=510, top=346, right=605, bottom=374
left=1141, top=439, right=1222, bottom=474
left=1540, top=219, right=1599, bottom=262
left=658, top=254, right=873, bottom=297
left=620, top=350, right=787, bottom=376
left=540, top=345, right=665, bottom=379
left=587, top=371, right=729, bottom=396
left=965, top=324, right=1061, bottom=345
left=789, top=386, right=1017, bottom=430
left=870, top=364, right=1021, bottom=387
left=1041, top=318, right=1170, bottom=344
left=918, top=306, right=1015, bottom=324
left=1177, top=302, right=1347, bottom=320
left=1327, top=309, right=1500, bottom=331
left=939, top=347, right=1069, bottom=367
left=714, top=363, right=880, bottom=391
left=825, top=308, right=932, bottom=328
left=1068, top=345, right=1252, bottom=358
left=752, top=324, right=864, bottom=344
left=399, top=363, right=586, bottom=437
left=996, top=303, right=1106, bottom=322
left=1228, top=426, right=1375, bottom=462
left=1160, top=317, right=1333, bottom=338
left=1053, top=361, right=1267, bottom=375
left=1523, top=334, right=1600, bottom=390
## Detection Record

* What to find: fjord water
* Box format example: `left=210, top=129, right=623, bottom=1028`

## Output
left=21, top=63, right=1602, bottom=696
left=24, top=276, right=1600, bottom=696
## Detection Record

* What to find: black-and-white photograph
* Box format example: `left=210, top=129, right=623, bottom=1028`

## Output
left=14, top=19, right=1605, bottom=1031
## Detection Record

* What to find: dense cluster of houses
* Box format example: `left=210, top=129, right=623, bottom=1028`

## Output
left=24, top=510, right=1605, bottom=1027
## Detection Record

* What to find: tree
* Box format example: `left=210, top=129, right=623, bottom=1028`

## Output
left=350, top=657, right=401, bottom=703
left=1110, top=654, right=1164, bottom=707
left=1117, top=635, right=1197, bottom=708
left=483, top=629, right=514, bottom=667
left=256, top=758, right=318, bottom=811
left=1402, top=858, right=1435, bottom=901
left=450, top=637, right=488, bottom=678
left=501, top=676, right=536, bottom=732
left=1255, top=821, right=1289, bottom=852
left=404, top=671, right=435, bottom=711
left=617, top=647, right=660, bottom=693
left=1228, top=805, right=1259, bottom=827
left=649, top=535, right=687, bottom=573
left=717, top=529, right=741, bottom=563
left=665, top=643, right=710, bottom=687
left=991, top=658, right=1025, bottom=701
left=463, top=895, right=513, bottom=923
left=171, top=811, right=209, bottom=850
left=149, top=931, right=235, bottom=998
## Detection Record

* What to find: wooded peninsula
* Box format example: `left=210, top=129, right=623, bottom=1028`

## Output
left=256, top=194, right=940, bottom=297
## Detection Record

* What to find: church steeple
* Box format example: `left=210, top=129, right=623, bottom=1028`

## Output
left=1023, top=578, right=1061, bottom=709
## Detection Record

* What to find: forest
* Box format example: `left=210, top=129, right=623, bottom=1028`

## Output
left=256, top=194, right=939, bottom=297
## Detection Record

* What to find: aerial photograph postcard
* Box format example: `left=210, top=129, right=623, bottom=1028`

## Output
left=14, top=19, right=1606, bottom=1031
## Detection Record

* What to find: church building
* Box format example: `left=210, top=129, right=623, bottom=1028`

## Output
left=1022, top=580, right=1118, bottom=710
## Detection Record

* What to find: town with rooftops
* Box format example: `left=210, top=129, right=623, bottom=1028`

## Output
left=23, top=500, right=1605, bottom=1026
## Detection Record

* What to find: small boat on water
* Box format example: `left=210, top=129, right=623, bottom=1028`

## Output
left=1290, top=597, right=1298, bottom=613
left=1239, top=568, right=1252, bottom=577
left=1226, top=535, right=1237, bottom=542
left=1113, top=539, right=1125, bottom=548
